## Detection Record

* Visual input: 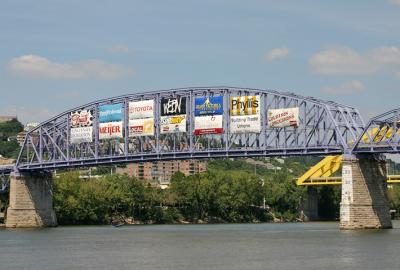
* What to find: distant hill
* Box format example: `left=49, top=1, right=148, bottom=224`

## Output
left=0, top=119, right=23, bottom=159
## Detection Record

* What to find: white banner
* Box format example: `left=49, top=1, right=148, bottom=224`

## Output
left=230, top=115, right=261, bottom=134
left=129, top=100, right=154, bottom=119
left=194, top=115, right=223, bottom=135
left=160, top=115, right=186, bottom=134
left=70, top=127, right=93, bottom=144
left=129, top=118, right=154, bottom=137
left=99, top=121, right=123, bottom=140
left=268, top=107, right=299, bottom=128
left=230, top=96, right=260, bottom=116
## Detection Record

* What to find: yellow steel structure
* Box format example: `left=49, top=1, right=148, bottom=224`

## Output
left=296, top=156, right=400, bottom=186
left=361, top=126, right=400, bottom=143
left=296, top=156, right=343, bottom=186
left=297, top=125, right=400, bottom=186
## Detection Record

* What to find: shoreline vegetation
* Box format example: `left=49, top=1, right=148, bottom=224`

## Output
left=54, top=158, right=343, bottom=226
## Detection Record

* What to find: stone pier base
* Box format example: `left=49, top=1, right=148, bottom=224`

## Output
left=301, top=187, right=319, bottom=221
left=6, top=171, right=57, bottom=228
left=340, top=155, right=392, bottom=229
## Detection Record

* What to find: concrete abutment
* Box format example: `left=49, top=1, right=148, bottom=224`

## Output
left=5, top=171, right=57, bottom=228
left=340, top=155, right=392, bottom=229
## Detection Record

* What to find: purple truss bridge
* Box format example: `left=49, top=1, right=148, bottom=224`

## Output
left=14, top=87, right=366, bottom=172
left=2, top=87, right=400, bottom=230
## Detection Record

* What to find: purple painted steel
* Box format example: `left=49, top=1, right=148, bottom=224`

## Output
left=352, top=108, right=400, bottom=153
left=15, top=87, right=365, bottom=172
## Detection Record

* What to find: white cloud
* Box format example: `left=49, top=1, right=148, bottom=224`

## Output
left=7, top=55, right=134, bottom=80
left=309, top=46, right=400, bottom=76
left=264, top=47, right=290, bottom=61
left=108, top=44, right=133, bottom=54
left=321, top=80, right=365, bottom=95
left=389, top=0, right=400, bottom=5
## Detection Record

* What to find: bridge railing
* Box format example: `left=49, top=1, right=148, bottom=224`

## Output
left=16, top=87, right=365, bottom=171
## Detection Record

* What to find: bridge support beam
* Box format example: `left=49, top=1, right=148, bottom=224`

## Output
left=300, top=187, right=319, bottom=221
left=340, top=155, right=392, bottom=229
left=6, top=171, right=57, bottom=228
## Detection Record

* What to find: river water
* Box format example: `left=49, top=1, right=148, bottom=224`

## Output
left=1, top=221, right=400, bottom=270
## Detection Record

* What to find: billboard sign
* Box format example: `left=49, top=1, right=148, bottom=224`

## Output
left=160, top=115, right=186, bottom=134
left=194, top=115, right=223, bottom=135
left=129, top=100, right=154, bottom=119
left=70, top=127, right=93, bottom=144
left=99, top=103, right=123, bottom=123
left=194, top=96, right=223, bottom=116
left=71, top=110, right=93, bottom=128
left=129, top=119, right=154, bottom=137
left=99, top=121, right=123, bottom=139
left=161, top=97, right=186, bottom=116
left=268, top=107, right=299, bottom=128
left=230, top=96, right=260, bottom=116
left=230, top=115, right=261, bottom=134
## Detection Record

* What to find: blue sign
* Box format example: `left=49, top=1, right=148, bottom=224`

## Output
left=99, top=103, right=123, bottom=123
left=195, top=96, right=223, bottom=116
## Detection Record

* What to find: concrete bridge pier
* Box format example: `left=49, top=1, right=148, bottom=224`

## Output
left=301, top=187, right=319, bottom=221
left=6, top=171, right=57, bottom=228
left=340, top=155, right=392, bottom=229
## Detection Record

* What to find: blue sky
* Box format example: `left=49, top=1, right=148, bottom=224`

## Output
left=1, top=0, right=400, bottom=123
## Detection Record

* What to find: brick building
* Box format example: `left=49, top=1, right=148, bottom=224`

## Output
left=0, top=116, right=17, bottom=123
left=116, top=160, right=207, bottom=186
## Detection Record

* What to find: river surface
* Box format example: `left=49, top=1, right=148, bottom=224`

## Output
left=1, top=221, right=400, bottom=270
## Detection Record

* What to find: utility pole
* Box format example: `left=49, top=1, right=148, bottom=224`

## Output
left=261, top=178, right=266, bottom=209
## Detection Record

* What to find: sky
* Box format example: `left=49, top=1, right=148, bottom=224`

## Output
left=1, top=0, right=400, bottom=124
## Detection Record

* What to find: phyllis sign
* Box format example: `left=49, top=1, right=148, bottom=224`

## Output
left=230, top=96, right=260, bottom=116
left=268, top=107, right=299, bottom=128
left=230, top=115, right=261, bottom=134
left=230, top=96, right=260, bottom=133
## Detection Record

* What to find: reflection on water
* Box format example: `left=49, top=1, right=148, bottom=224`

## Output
left=1, top=221, right=400, bottom=270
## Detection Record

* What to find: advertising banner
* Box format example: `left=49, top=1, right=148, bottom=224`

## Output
left=99, top=121, right=123, bottom=139
left=70, top=127, right=93, bottom=144
left=129, top=100, right=154, bottom=119
left=70, top=110, right=93, bottom=128
left=268, top=107, right=299, bottom=128
left=230, top=96, right=260, bottom=116
left=194, top=96, right=223, bottom=116
left=129, top=119, right=154, bottom=137
left=160, top=115, right=186, bottom=134
left=194, top=115, right=223, bottom=135
left=99, top=103, right=123, bottom=123
left=161, top=97, right=186, bottom=116
left=230, top=115, right=261, bottom=134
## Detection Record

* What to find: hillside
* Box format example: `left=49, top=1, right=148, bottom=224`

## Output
left=0, top=119, right=23, bottom=159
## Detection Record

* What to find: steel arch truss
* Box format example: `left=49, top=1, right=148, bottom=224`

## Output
left=16, top=87, right=365, bottom=171
left=352, top=108, right=400, bottom=154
